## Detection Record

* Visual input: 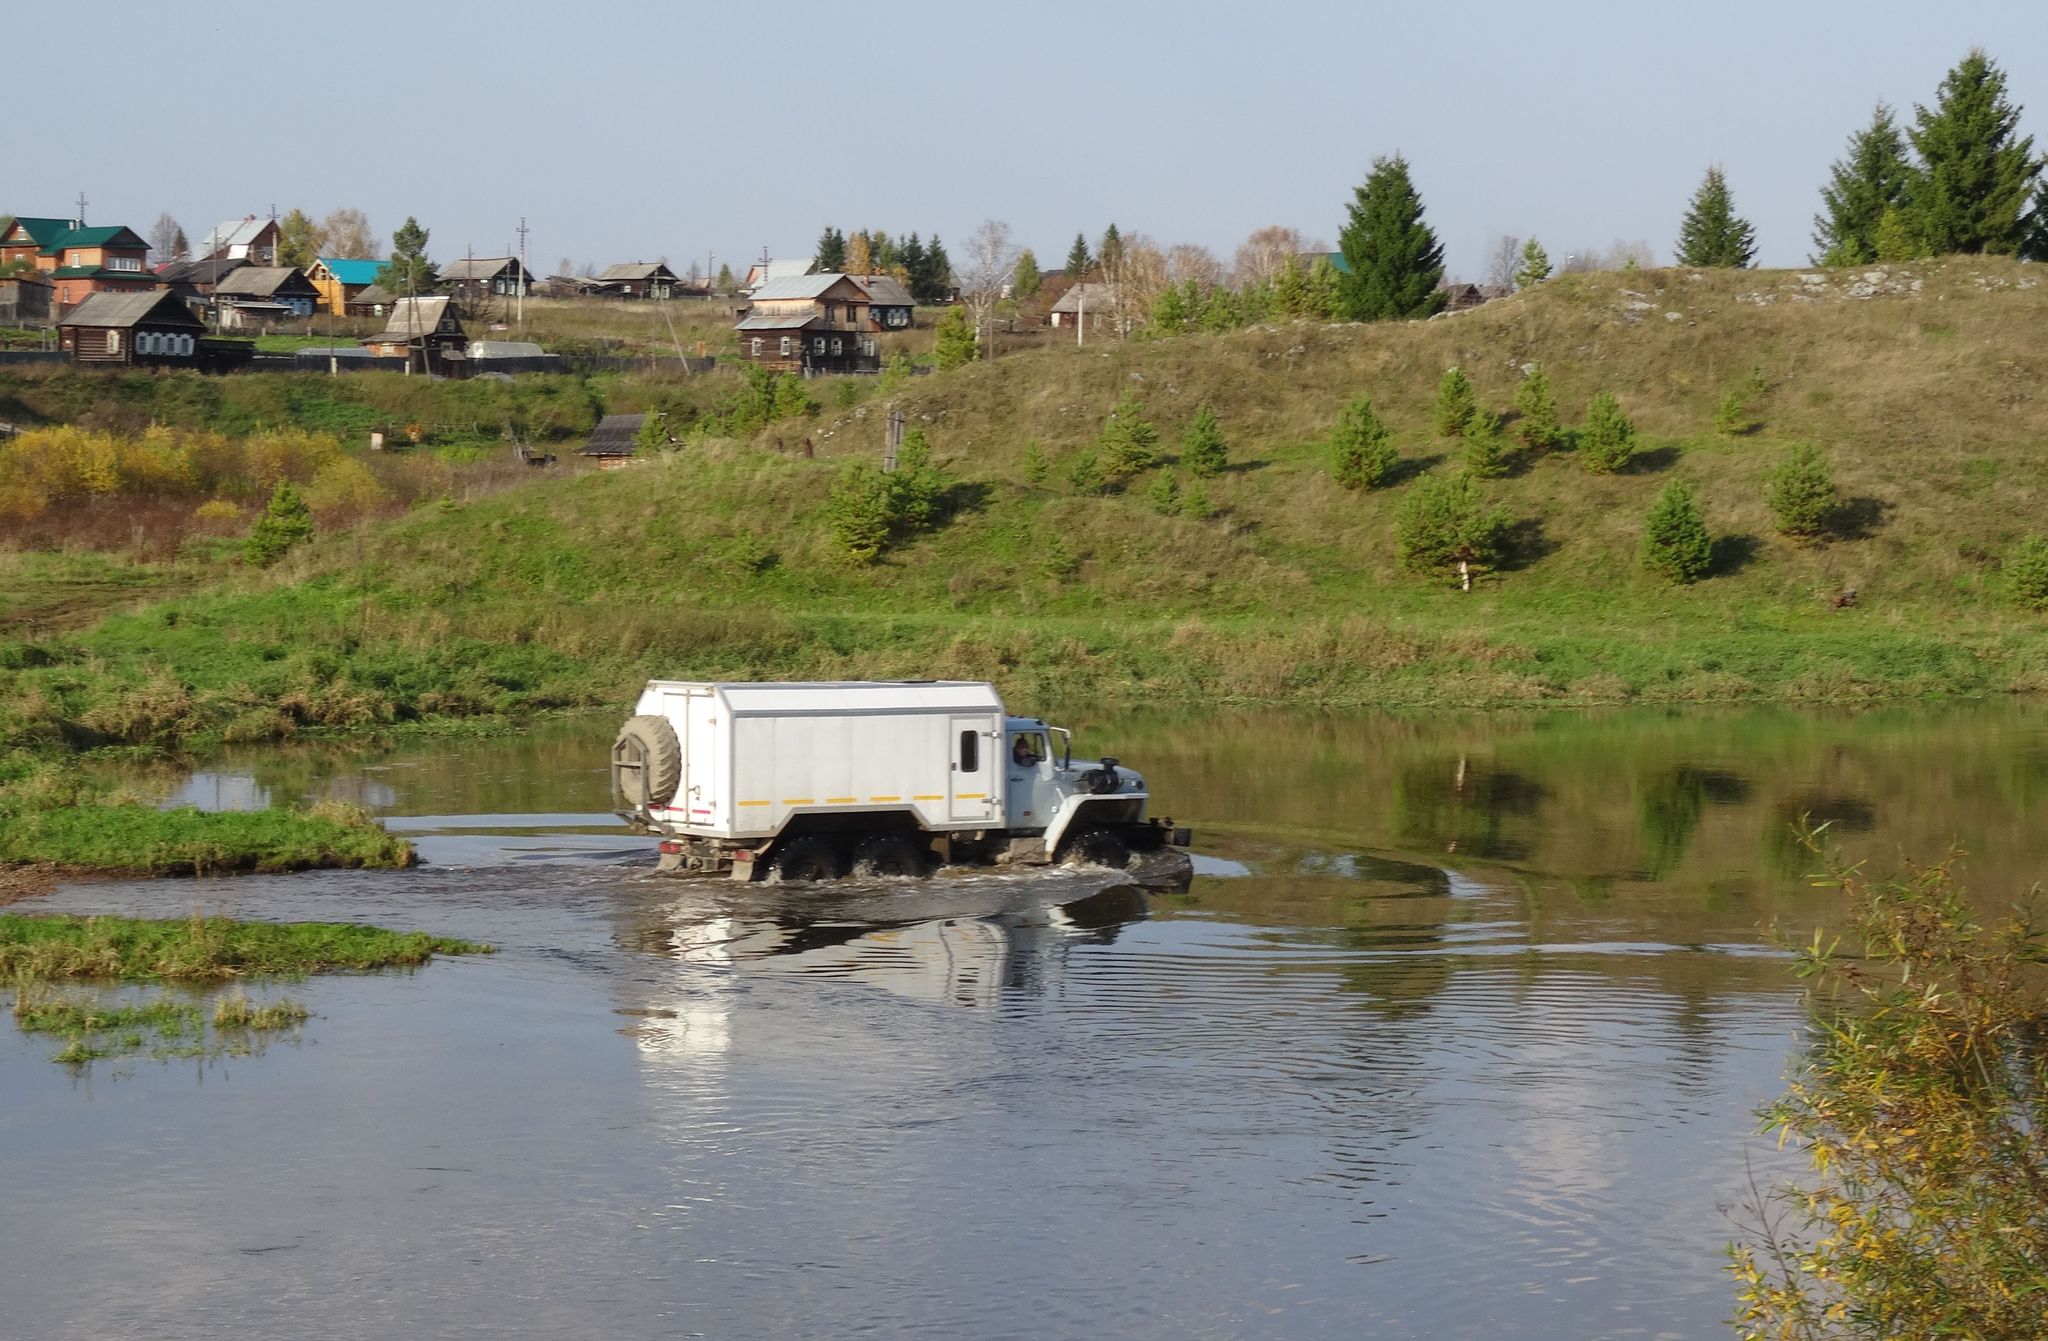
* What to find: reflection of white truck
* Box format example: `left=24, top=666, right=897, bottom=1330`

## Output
left=611, top=680, right=1190, bottom=880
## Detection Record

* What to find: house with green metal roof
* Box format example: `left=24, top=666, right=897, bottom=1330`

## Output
left=0, top=217, right=73, bottom=268
left=0, top=217, right=159, bottom=311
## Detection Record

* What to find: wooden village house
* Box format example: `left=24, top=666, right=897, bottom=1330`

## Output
left=211, top=266, right=323, bottom=327
left=198, top=216, right=280, bottom=266
left=360, top=295, right=466, bottom=374
left=58, top=290, right=208, bottom=366
left=853, top=274, right=914, bottom=329
left=734, top=274, right=879, bottom=374
left=441, top=257, right=534, bottom=306
left=579, top=413, right=647, bottom=469
left=308, top=257, right=382, bottom=316
left=158, top=257, right=246, bottom=307
left=590, top=262, right=681, bottom=300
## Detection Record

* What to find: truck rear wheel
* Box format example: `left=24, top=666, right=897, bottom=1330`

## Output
left=1060, top=827, right=1132, bottom=870
left=851, top=834, right=929, bottom=879
left=768, top=835, right=843, bottom=883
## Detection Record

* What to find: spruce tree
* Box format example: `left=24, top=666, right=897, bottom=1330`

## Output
left=376, top=215, right=438, bottom=294
left=1336, top=155, right=1447, bottom=320
left=920, top=234, right=951, bottom=302
left=1463, top=408, right=1511, bottom=478
left=1329, top=395, right=1398, bottom=490
left=1012, top=249, right=1042, bottom=299
left=1065, top=232, right=1092, bottom=277
left=1145, top=472, right=1181, bottom=516
left=1273, top=255, right=1311, bottom=316
left=1181, top=405, right=1228, bottom=478
left=1434, top=366, right=1476, bottom=437
left=1021, top=439, right=1048, bottom=485
left=1305, top=257, right=1343, bottom=318
left=1907, top=49, right=2045, bottom=255
left=1097, top=389, right=1160, bottom=481
left=245, top=481, right=315, bottom=567
left=1395, top=473, right=1512, bottom=589
left=932, top=305, right=976, bottom=370
left=1514, top=238, right=1551, bottom=287
left=1812, top=103, right=1913, bottom=265
left=1180, top=480, right=1212, bottom=519
left=1764, top=442, right=1839, bottom=541
left=1676, top=166, right=1758, bottom=268
left=1641, top=481, right=1713, bottom=583
left=1579, top=392, right=1637, bottom=473
left=2007, top=535, right=2048, bottom=610
left=1512, top=366, right=1560, bottom=451
left=1098, top=224, right=1124, bottom=275
left=815, top=226, right=847, bottom=271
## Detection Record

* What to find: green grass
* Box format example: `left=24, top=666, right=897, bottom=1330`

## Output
left=0, top=912, right=489, bottom=982
left=10, top=981, right=314, bottom=1066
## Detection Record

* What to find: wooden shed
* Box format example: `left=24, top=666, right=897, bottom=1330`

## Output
left=580, top=414, right=646, bottom=469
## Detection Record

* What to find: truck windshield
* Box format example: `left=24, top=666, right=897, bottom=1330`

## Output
left=1010, top=732, right=1048, bottom=768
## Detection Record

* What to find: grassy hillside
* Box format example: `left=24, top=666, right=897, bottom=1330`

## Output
left=6, top=257, right=2048, bottom=760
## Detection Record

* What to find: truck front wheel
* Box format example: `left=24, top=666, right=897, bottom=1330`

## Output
left=768, top=835, right=843, bottom=883
left=1060, top=827, right=1132, bottom=870
left=852, top=834, right=929, bottom=879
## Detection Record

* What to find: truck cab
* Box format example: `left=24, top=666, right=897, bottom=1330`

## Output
left=1000, top=716, right=1151, bottom=862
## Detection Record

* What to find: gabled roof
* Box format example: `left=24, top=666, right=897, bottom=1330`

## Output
left=43, top=225, right=147, bottom=257
left=441, top=256, right=527, bottom=281
left=199, top=217, right=277, bottom=256
left=159, top=257, right=247, bottom=286
left=582, top=413, right=645, bottom=457
left=59, top=289, right=205, bottom=330
left=1049, top=282, right=1115, bottom=314
left=352, top=282, right=397, bottom=305
left=3, top=217, right=71, bottom=248
left=314, top=257, right=382, bottom=286
left=214, top=266, right=317, bottom=299
left=746, top=258, right=815, bottom=286
left=596, top=261, right=676, bottom=283
left=851, top=273, right=913, bottom=307
left=368, top=295, right=462, bottom=341
left=749, top=273, right=866, bottom=302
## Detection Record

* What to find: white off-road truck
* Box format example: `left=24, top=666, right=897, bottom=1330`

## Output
left=611, top=680, right=1190, bottom=880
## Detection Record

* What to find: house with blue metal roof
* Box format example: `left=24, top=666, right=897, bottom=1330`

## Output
left=309, top=256, right=385, bottom=316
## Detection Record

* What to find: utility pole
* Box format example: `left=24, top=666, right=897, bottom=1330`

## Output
left=516, top=216, right=529, bottom=332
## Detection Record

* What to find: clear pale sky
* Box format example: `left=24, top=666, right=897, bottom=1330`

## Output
left=7, top=1, right=2045, bottom=280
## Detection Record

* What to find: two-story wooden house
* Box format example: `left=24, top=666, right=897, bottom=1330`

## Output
left=198, top=216, right=280, bottom=265
left=306, top=257, right=383, bottom=316
left=734, top=274, right=879, bottom=374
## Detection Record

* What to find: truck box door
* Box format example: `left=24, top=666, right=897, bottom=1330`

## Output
left=948, top=716, right=995, bottom=823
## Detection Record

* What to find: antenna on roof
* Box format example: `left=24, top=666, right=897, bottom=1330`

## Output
left=74, top=190, right=87, bottom=228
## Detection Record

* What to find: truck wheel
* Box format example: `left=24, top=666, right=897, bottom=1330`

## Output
left=614, top=714, right=682, bottom=808
left=1060, top=827, right=1132, bottom=870
left=851, top=834, right=928, bottom=879
left=768, top=835, right=843, bottom=883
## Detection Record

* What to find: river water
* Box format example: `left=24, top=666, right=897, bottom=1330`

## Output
left=6, top=701, right=2047, bottom=1339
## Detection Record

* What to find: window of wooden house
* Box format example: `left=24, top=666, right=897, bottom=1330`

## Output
left=812, top=337, right=825, bottom=353
left=107, top=330, right=121, bottom=354
left=779, top=336, right=791, bottom=355
left=751, top=337, right=763, bottom=356
left=831, top=337, right=842, bottom=355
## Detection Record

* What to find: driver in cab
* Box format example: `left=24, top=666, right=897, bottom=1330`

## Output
left=1011, top=733, right=1043, bottom=769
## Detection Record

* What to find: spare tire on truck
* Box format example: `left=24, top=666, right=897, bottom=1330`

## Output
left=613, top=714, right=682, bottom=814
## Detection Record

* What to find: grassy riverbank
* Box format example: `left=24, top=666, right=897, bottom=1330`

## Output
left=3, top=258, right=2047, bottom=776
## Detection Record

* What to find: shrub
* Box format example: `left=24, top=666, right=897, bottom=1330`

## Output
left=1181, top=405, right=1228, bottom=477
left=888, top=428, right=943, bottom=534
left=191, top=498, right=243, bottom=535
left=1764, top=441, right=1839, bottom=541
left=243, top=481, right=314, bottom=567
left=1434, top=366, right=1476, bottom=437
left=1395, top=473, right=1511, bottom=588
left=1462, top=408, right=1511, bottom=478
left=770, top=373, right=815, bottom=422
left=1579, top=391, right=1636, bottom=473
left=877, top=349, right=914, bottom=394
left=1329, top=394, right=1398, bottom=490
left=1640, top=480, right=1712, bottom=583
left=1729, top=842, right=2048, bottom=1341
left=2005, top=534, right=2048, bottom=610
left=303, top=456, right=388, bottom=520
left=1512, top=366, right=1559, bottom=451
left=1098, top=389, right=1160, bottom=481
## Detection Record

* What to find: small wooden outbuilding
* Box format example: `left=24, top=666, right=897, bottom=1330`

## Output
left=580, top=413, right=646, bottom=468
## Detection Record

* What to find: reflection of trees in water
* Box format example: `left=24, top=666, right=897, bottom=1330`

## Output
left=1389, top=758, right=1547, bottom=861
left=1633, top=767, right=1751, bottom=881
left=1761, top=793, right=1879, bottom=879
